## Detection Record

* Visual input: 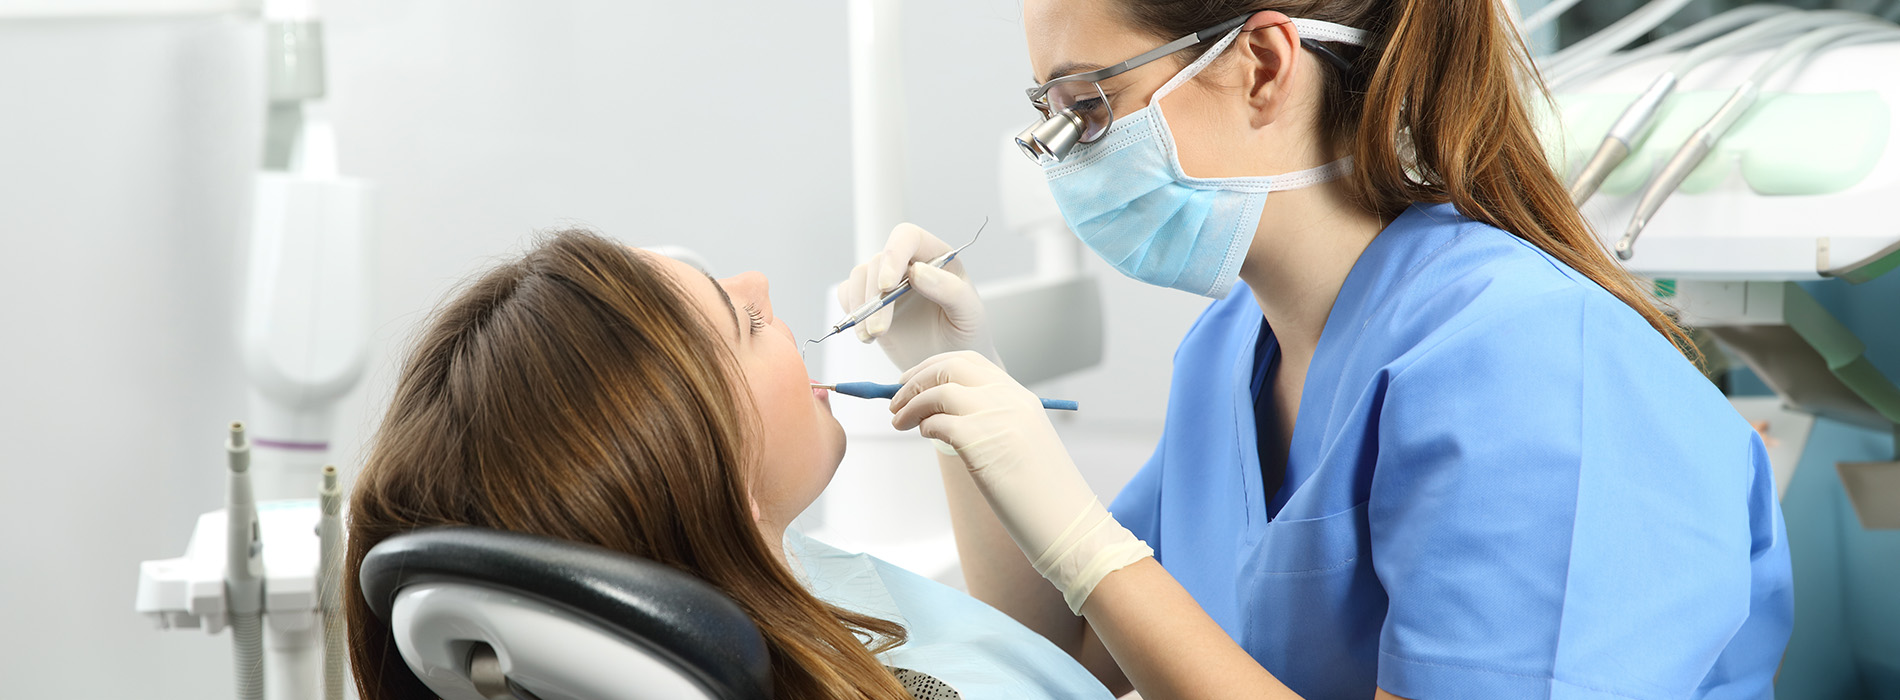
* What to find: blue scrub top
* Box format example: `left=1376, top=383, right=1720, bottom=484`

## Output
left=1110, top=203, right=1794, bottom=700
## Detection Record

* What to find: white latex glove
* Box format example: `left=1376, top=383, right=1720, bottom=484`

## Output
left=838, top=223, right=999, bottom=370
left=889, top=351, right=1152, bottom=613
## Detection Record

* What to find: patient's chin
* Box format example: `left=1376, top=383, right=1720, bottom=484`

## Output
left=821, top=415, right=847, bottom=468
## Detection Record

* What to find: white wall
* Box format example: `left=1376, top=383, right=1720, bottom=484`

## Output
left=314, top=0, right=863, bottom=471
left=0, top=2, right=1204, bottom=697
left=0, top=15, right=262, bottom=699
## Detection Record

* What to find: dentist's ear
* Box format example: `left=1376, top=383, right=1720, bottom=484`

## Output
left=1235, top=11, right=1302, bottom=129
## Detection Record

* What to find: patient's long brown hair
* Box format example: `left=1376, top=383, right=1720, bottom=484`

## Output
left=344, top=229, right=912, bottom=699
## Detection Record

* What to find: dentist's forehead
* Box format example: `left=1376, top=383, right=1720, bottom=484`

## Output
left=1023, top=0, right=1157, bottom=84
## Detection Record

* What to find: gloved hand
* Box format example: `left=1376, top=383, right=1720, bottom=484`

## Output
left=838, top=223, right=999, bottom=370
left=889, top=351, right=1152, bottom=613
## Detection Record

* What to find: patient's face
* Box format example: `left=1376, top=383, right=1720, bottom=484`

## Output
left=646, top=252, right=845, bottom=531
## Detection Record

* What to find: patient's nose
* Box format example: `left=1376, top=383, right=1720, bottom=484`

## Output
left=725, top=271, right=771, bottom=313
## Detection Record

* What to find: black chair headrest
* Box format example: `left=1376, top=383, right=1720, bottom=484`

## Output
left=360, top=526, right=773, bottom=700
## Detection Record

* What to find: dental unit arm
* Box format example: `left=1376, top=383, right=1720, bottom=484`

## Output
left=245, top=0, right=371, bottom=501
left=136, top=0, right=368, bottom=698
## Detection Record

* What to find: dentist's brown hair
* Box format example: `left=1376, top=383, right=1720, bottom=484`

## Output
left=1118, top=0, right=1696, bottom=357
left=344, top=229, right=912, bottom=699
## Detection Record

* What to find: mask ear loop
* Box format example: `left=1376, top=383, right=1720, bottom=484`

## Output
left=1288, top=18, right=1368, bottom=45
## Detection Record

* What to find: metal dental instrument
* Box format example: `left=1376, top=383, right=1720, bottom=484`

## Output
left=1617, top=20, right=1900, bottom=261
left=1567, top=7, right=1856, bottom=206
left=808, top=218, right=987, bottom=347
left=814, top=381, right=1080, bottom=411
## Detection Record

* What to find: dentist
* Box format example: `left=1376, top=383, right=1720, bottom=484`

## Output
left=841, top=1, right=1793, bottom=699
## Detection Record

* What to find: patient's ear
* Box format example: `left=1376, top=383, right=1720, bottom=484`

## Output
left=748, top=495, right=764, bottom=523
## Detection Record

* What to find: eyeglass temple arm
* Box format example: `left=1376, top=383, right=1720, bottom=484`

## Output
left=1027, top=14, right=1251, bottom=100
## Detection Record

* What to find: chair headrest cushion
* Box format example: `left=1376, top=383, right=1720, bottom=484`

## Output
left=360, top=526, right=773, bottom=700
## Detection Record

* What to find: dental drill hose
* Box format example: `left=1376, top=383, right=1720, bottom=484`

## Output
left=226, top=423, right=265, bottom=700
left=317, top=466, right=345, bottom=700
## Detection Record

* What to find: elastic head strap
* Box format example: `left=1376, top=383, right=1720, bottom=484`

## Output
left=1153, top=17, right=1367, bottom=103
left=1154, top=26, right=1247, bottom=101
left=1290, top=18, right=1369, bottom=46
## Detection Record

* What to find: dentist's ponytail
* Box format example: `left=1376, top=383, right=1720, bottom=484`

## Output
left=1117, top=0, right=1695, bottom=357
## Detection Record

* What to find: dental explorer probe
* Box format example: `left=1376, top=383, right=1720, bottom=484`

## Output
left=808, top=218, right=987, bottom=347
left=1617, top=19, right=1900, bottom=261
left=1566, top=8, right=1859, bottom=205
left=814, top=381, right=1080, bottom=411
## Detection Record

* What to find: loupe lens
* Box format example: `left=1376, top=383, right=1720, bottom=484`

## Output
left=1015, top=122, right=1044, bottom=162
left=1029, top=112, right=1083, bottom=162
left=1044, top=80, right=1112, bottom=143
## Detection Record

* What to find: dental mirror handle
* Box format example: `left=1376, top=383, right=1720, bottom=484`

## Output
left=817, top=381, right=1080, bottom=411
left=812, top=219, right=988, bottom=345
left=834, top=247, right=957, bottom=322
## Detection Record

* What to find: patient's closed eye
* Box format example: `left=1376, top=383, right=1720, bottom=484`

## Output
left=745, top=303, right=767, bottom=335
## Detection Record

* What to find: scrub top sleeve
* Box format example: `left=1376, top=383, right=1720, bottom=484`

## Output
left=1369, top=289, right=1765, bottom=700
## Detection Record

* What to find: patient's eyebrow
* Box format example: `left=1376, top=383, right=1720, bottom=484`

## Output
left=703, top=271, right=740, bottom=341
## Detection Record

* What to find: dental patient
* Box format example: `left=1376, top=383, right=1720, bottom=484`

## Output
left=343, top=229, right=1110, bottom=700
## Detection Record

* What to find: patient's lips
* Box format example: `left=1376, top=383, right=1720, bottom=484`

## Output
left=812, top=384, right=831, bottom=409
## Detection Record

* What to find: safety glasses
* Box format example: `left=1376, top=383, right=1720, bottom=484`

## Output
left=1016, top=15, right=1360, bottom=164
left=1017, top=15, right=1250, bottom=164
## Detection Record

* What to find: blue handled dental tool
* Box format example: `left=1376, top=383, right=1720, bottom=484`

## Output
left=813, top=381, right=1079, bottom=411
left=807, top=218, right=987, bottom=348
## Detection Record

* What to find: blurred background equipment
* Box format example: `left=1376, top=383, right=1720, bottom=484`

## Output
left=1539, top=2, right=1900, bottom=696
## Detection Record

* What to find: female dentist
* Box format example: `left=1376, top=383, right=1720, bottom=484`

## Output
left=840, top=1, right=1794, bottom=699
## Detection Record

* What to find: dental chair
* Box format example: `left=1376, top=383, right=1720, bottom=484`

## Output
left=360, top=527, right=773, bottom=700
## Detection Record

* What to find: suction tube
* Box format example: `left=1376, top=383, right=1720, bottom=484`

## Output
left=317, top=465, right=345, bottom=700
left=225, top=423, right=265, bottom=700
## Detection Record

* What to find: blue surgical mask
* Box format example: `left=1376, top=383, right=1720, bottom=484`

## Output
left=1042, top=22, right=1363, bottom=299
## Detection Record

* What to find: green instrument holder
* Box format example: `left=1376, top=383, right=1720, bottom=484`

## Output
left=1699, top=283, right=1900, bottom=529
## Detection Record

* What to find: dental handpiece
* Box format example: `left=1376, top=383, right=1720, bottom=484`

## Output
left=1617, top=19, right=1899, bottom=260
left=809, top=220, right=987, bottom=346
left=814, top=381, right=1080, bottom=411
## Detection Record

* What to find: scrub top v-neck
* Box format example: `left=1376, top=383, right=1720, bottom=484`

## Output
left=1108, top=203, right=1793, bottom=700
left=1251, top=325, right=1288, bottom=516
